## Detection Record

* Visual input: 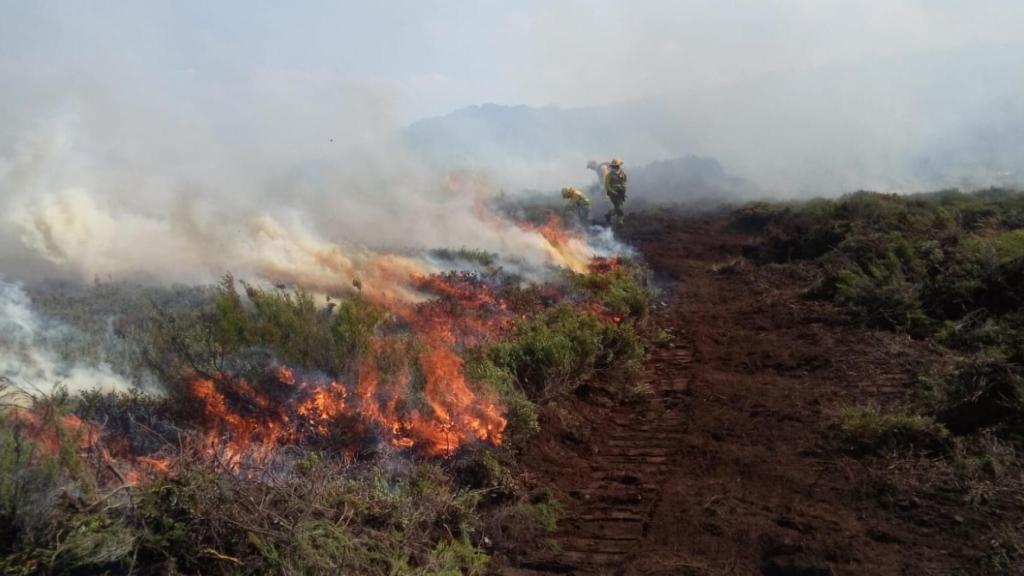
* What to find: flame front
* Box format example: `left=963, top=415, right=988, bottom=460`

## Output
left=5, top=198, right=622, bottom=478
left=166, top=271, right=513, bottom=462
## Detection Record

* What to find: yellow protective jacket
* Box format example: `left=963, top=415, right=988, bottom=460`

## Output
left=604, top=168, right=627, bottom=196
left=563, top=187, right=591, bottom=207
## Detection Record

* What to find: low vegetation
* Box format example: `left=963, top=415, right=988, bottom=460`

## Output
left=835, top=404, right=949, bottom=455
left=0, top=251, right=652, bottom=574
left=735, top=188, right=1024, bottom=448
left=737, top=189, right=1024, bottom=570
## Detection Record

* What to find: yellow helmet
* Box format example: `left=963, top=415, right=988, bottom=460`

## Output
left=610, top=158, right=623, bottom=167
left=561, top=186, right=576, bottom=198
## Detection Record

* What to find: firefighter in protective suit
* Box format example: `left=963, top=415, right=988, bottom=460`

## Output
left=561, top=186, right=590, bottom=228
left=604, top=158, right=627, bottom=225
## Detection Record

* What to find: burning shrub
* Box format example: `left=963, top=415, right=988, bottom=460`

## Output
left=0, top=221, right=654, bottom=573
left=0, top=384, right=137, bottom=574
left=148, top=274, right=508, bottom=457
left=0, top=418, right=63, bottom=566
left=463, top=353, right=539, bottom=451
left=143, top=253, right=651, bottom=460
left=0, top=405, right=496, bottom=576
left=428, top=247, right=499, bottom=270
left=211, top=275, right=382, bottom=374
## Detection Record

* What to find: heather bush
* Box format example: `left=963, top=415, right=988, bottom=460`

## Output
left=0, top=240, right=654, bottom=574
left=936, top=360, right=1024, bottom=439
left=747, top=188, right=1024, bottom=450
left=487, top=305, right=644, bottom=401
left=836, top=404, right=949, bottom=454
left=571, top=259, right=651, bottom=323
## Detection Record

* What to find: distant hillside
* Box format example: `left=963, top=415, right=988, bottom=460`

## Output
left=404, top=45, right=1024, bottom=197
left=624, top=155, right=757, bottom=203
left=404, top=102, right=685, bottom=168
left=403, top=103, right=756, bottom=202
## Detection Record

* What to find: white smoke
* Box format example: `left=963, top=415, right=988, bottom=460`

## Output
left=0, top=121, right=610, bottom=295
left=0, top=3, right=637, bottom=289
left=0, top=279, right=133, bottom=396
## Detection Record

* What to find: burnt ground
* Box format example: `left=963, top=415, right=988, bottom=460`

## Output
left=494, top=211, right=1020, bottom=575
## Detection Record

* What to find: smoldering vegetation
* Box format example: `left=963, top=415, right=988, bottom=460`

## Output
left=0, top=279, right=169, bottom=396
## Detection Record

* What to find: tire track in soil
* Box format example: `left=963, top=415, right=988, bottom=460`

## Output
left=501, top=215, right=990, bottom=575
left=509, top=320, right=695, bottom=576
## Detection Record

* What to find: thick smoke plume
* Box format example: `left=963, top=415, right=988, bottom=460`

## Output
left=0, top=120, right=603, bottom=295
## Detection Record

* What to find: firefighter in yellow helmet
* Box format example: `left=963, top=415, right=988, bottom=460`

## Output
left=604, top=158, right=627, bottom=225
left=561, top=186, right=590, bottom=228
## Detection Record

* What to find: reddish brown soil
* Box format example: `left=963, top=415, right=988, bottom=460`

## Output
left=496, top=212, right=1014, bottom=575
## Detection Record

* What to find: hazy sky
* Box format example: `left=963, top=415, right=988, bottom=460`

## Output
left=1, top=1, right=1023, bottom=282
left=3, top=0, right=1022, bottom=124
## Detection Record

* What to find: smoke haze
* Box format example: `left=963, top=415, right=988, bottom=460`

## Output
left=2, top=1, right=1023, bottom=283
left=0, top=279, right=132, bottom=396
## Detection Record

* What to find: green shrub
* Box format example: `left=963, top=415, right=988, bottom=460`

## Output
left=836, top=405, right=949, bottom=454
left=960, top=230, right=1024, bottom=263
left=331, top=295, right=389, bottom=364
left=761, top=215, right=847, bottom=262
left=241, top=281, right=332, bottom=370
left=0, top=420, right=61, bottom=560
left=463, top=353, right=539, bottom=449
left=936, top=313, right=1024, bottom=354
left=835, top=253, right=933, bottom=334
left=151, top=276, right=390, bottom=383
left=487, top=306, right=603, bottom=400
left=428, top=248, right=499, bottom=270
left=51, top=516, right=136, bottom=574
left=419, top=537, right=490, bottom=576
left=729, top=201, right=793, bottom=233
left=937, top=360, right=1024, bottom=439
left=138, top=459, right=491, bottom=575
left=486, top=488, right=560, bottom=553
left=979, top=255, right=1024, bottom=315
left=487, top=304, right=645, bottom=402
left=571, top=261, right=650, bottom=323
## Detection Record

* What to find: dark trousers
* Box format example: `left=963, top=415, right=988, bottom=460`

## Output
left=605, top=190, right=626, bottom=223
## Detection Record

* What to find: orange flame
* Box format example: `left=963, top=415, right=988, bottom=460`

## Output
left=6, top=244, right=633, bottom=484
left=176, top=274, right=511, bottom=459
left=519, top=215, right=593, bottom=272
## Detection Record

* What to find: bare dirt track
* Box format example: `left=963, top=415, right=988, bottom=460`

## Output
left=497, top=211, right=997, bottom=575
